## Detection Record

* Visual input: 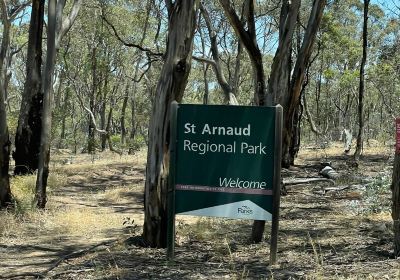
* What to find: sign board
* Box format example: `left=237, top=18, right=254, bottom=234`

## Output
left=396, top=118, right=400, bottom=154
left=167, top=102, right=282, bottom=264
left=174, top=104, right=278, bottom=220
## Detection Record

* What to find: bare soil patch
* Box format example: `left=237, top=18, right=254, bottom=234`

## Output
left=0, top=146, right=399, bottom=279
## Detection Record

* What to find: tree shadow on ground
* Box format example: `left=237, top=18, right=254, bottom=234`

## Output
left=2, top=153, right=398, bottom=279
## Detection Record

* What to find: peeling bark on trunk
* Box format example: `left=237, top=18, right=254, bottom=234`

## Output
left=143, top=0, right=198, bottom=248
left=267, top=0, right=300, bottom=169
left=268, top=0, right=300, bottom=107
left=13, top=0, right=45, bottom=175
left=282, top=0, right=326, bottom=167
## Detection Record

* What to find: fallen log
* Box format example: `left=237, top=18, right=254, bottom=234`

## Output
left=281, top=177, right=335, bottom=195
left=283, top=177, right=335, bottom=186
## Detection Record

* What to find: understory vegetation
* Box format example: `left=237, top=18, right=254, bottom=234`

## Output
left=1, top=145, right=399, bottom=279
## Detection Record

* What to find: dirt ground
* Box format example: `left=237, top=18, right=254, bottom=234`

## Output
left=0, top=144, right=399, bottom=279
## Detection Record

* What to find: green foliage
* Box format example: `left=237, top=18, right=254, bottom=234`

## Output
left=126, top=134, right=147, bottom=152
left=110, top=134, right=121, bottom=147
left=348, top=173, right=392, bottom=215
left=6, top=111, right=19, bottom=139
left=10, top=173, right=67, bottom=214
left=1, top=0, right=399, bottom=155
left=363, top=174, right=392, bottom=214
left=11, top=175, right=36, bottom=213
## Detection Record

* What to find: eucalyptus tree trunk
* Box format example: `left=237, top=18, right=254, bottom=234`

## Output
left=143, top=0, right=198, bottom=248
left=199, top=3, right=238, bottom=105
left=13, top=0, right=44, bottom=175
left=0, top=0, right=11, bottom=208
left=88, top=46, right=97, bottom=154
left=197, top=14, right=210, bottom=105
left=219, top=0, right=296, bottom=243
left=35, top=0, right=82, bottom=208
left=120, top=0, right=151, bottom=146
left=120, top=83, right=129, bottom=144
left=267, top=0, right=299, bottom=110
left=249, top=0, right=300, bottom=243
left=354, top=0, right=369, bottom=159
left=219, top=0, right=266, bottom=105
left=36, top=0, right=57, bottom=208
left=282, top=0, right=326, bottom=167
left=232, top=40, right=243, bottom=98
left=100, top=72, right=108, bottom=151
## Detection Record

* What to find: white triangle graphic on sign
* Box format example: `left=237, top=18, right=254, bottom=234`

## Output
left=178, top=200, right=272, bottom=221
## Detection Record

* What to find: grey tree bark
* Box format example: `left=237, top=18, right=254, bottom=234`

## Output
left=197, top=21, right=210, bottom=105
left=0, top=0, right=14, bottom=208
left=219, top=0, right=266, bottom=106
left=143, top=0, right=198, bottom=248
left=88, top=46, right=97, bottom=154
left=197, top=3, right=238, bottom=105
left=35, top=0, right=57, bottom=208
left=282, top=0, right=326, bottom=167
left=35, top=0, right=82, bottom=208
left=354, top=0, right=369, bottom=159
left=218, top=0, right=281, bottom=243
left=55, top=0, right=82, bottom=50
left=120, top=83, right=129, bottom=145
left=267, top=0, right=300, bottom=172
left=13, top=0, right=45, bottom=175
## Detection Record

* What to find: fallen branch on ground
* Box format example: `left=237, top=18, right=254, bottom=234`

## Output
left=1, top=239, right=119, bottom=279
left=283, top=177, right=335, bottom=186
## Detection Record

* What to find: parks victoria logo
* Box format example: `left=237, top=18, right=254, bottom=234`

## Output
left=238, top=205, right=253, bottom=215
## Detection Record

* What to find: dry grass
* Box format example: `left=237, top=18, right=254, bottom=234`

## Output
left=1, top=145, right=399, bottom=279
left=298, top=141, right=393, bottom=161
left=1, top=149, right=145, bottom=243
left=10, top=172, right=68, bottom=213
left=51, top=150, right=147, bottom=174
left=47, top=207, right=123, bottom=238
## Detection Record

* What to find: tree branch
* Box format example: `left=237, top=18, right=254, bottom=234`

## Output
left=56, top=0, right=82, bottom=48
left=74, top=87, right=122, bottom=155
left=287, top=0, right=326, bottom=118
left=219, top=0, right=260, bottom=60
left=303, top=94, right=323, bottom=136
left=192, top=55, right=217, bottom=68
left=199, top=2, right=238, bottom=105
left=9, top=1, right=29, bottom=20
left=101, top=11, right=163, bottom=58
left=371, top=79, right=396, bottom=120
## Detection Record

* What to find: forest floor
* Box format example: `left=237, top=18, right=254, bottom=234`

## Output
left=0, top=143, right=399, bottom=279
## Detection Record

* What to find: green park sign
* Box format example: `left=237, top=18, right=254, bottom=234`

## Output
left=167, top=102, right=282, bottom=263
